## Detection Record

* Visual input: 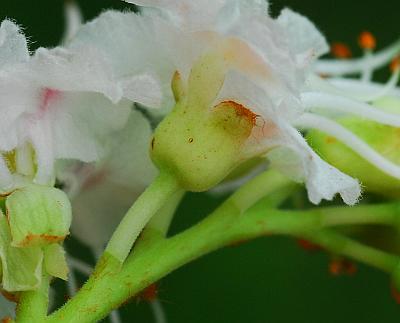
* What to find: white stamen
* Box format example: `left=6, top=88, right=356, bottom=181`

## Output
left=329, top=78, right=400, bottom=98
left=62, top=1, right=83, bottom=44
left=294, top=113, right=400, bottom=179
left=150, top=298, right=168, bottom=323
left=361, top=50, right=374, bottom=82
left=314, top=39, right=400, bottom=76
left=308, top=68, right=400, bottom=102
left=302, top=92, right=400, bottom=126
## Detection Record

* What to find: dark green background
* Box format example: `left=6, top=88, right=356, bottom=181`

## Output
left=2, top=1, right=400, bottom=322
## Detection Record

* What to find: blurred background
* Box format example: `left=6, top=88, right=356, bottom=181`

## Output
left=2, top=0, right=400, bottom=322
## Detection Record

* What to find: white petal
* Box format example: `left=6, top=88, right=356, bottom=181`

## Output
left=266, top=122, right=361, bottom=205
left=277, top=8, right=329, bottom=65
left=69, top=10, right=171, bottom=108
left=29, top=47, right=123, bottom=103
left=51, top=93, right=131, bottom=163
left=0, top=20, right=29, bottom=68
left=129, top=0, right=227, bottom=30
left=69, top=109, right=157, bottom=248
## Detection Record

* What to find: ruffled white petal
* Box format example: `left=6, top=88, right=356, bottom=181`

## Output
left=0, top=20, right=29, bottom=68
left=266, top=123, right=361, bottom=205
left=129, top=0, right=226, bottom=30
left=69, top=10, right=170, bottom=108
left=277, top=8, right=329, bottom=66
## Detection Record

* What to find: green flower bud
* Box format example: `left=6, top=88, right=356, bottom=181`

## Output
left=151, top=53, right=257, bottom=191
left=306, top=96, right=400, bottom=197
left=6, top=184, right=72, bottom=247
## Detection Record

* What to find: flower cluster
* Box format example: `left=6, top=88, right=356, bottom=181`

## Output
left=0, top=0, right=400, bottom=297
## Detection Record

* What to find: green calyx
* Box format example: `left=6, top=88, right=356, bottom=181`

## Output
left=0, top=185, right=71, bottom=291
left=151, top=53, right=258, bottom=192
left=306, top=96, right=400, bottom=197
left=6, top=184, right=71, bottom=247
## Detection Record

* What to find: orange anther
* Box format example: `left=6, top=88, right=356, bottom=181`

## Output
left=358, top=31, right=376, bottom=50
left=331, top=42, right=352, bottom=59
left=329, top=258, right=357, bottom=276
left=390, top=56, right=400, bottom=72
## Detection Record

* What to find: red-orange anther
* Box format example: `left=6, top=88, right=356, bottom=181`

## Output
left=358, top=31, right=376, bottom=50
left=331, top=42, right=352, bottom=59
left=390, top=56, right=400, bottom=72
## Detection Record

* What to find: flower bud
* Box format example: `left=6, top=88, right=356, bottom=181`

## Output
left=6, top=184, right=72, bottom=247
left=151, top=53, right=257, bottom=191
left=306, top=96, right=400, bottom=197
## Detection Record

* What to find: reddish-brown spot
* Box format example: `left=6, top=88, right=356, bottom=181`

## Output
left=329, top=258, right=357, bottom=276
left=1, top=290, right=19, bottom=303
left=358, top=31, right=376, bottom=50
left=140, top=283, right=158, bottom=302
left=297, top=239, right=321, bottom=251
left=331, top=42, right=352, bottom=59
left=221, top=100, right=258, bottom=126
left=391, top=284, right=400, bottom=304
left=18, top=233, right=66, bottom=247
left=1, top=317, right=12, bottom=323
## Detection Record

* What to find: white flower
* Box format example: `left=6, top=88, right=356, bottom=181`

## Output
left=0, top=19, right=161, bottom=193
left=67, top=0, right=368, bottom=204
left=57, top=110, right=157, bottom=249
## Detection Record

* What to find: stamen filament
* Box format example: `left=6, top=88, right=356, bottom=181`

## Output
left=314, top=38, right=400, bottom=76
left=308, top=68, right=400, bottom=102
left=294, top=113, right=400, bottom=179
left=302, top=92, right=400, bottom=126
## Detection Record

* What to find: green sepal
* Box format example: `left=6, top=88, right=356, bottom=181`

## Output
left=43, top=244, right=68, bottom=281
left=0, top=211, right=43, bottom=292
left=6, top=184, right=72, bottom=247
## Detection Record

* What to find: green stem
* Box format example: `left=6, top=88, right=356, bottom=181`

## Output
left=16, top=272, right=49, bottom=323
left=146, top=189, right=185, bottom=236
left=46, top=199, right=400, bottom=323
left=302, top=230, right=400, bottom=273
left=105, top=171, right=181, bottom=263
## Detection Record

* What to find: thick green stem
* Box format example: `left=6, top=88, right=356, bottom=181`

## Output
left=16, top=272, right=49, bottom=323
left=46, top=199, right=400, bottom=323
left=105, top=171, right=181, bottom=263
